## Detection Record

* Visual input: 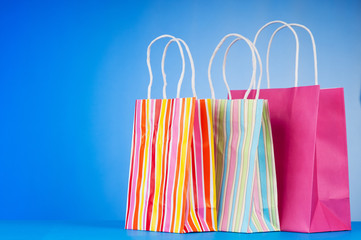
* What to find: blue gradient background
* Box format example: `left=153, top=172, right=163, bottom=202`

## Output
left=0, top=0, right=360, bottom=222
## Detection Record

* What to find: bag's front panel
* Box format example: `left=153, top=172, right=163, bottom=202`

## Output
left=231, top=86, right=320, bottom=232
left=249, top=101, right=280, bottom=232
left=310, top=88, right=351, bottom=232
left=125, top=97, right=195, bottom=233
left=184, top=99, right=217, bottom=232
left=213, top=99, right=264, bottom=232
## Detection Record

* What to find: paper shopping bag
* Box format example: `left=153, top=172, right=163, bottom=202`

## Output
left=209, top=33, right=280, bottom=232
left=125, top=35, right=196, bottom=233
left=160, top=38, right=218, bottom=232
left=230, top=21, right=351, bottom=232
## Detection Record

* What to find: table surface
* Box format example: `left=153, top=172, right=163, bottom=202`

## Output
left=0, top=221, right=360, bottom=240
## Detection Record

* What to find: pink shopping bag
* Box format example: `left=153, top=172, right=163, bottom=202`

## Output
left=229, top=21, right=351, bottom=232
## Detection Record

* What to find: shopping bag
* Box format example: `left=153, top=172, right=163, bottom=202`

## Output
left=230, top=21, right=351, bottom=232
left=161, top=38, right=217, bottom=232
left=208, top=33, right=280, bottom=233
left=125, top=35, right=196, bottom=233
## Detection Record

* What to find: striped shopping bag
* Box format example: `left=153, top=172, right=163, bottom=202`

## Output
left=185, top=98, right=217, bottom=232
left=160, top=37, right=217, bottom=232
left=208, top=33, right=280, bottom=233
left=125, top=35, right=217, bottom=233
left=125, top=35, right=196, bottom=233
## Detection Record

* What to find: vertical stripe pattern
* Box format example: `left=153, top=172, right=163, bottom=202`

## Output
left=125, top=97, right=196, bottom=233
left=184, top=99, right=218, bottom=232
left=213, top=99, right=279, bottom=233
left=249, top=100, right=280, bottom=232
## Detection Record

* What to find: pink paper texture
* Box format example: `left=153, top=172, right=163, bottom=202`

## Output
left=230, top=86, right=351, bottom=233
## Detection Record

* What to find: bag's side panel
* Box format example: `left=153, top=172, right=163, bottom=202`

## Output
left=310, top=88, right=351, bottom=232
left=250, top=100, right=280, bottom=232
left=184, top=99, right=217, bottom=232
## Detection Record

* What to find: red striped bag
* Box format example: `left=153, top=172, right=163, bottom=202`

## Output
left=161, top=38, right=217, bottom=232
left=125, top=35, right=217, bottom=233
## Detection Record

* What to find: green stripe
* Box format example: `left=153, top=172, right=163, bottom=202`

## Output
left=251, top=207, right=262, bottom=231
left=215, top=100, right=227, bottom=208
left=234, top=100, right=254, bottom=231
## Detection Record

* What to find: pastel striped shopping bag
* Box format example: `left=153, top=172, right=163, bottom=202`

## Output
left=160, top=38, right=217, bottom=232
left=208, top=33, right=280, bottom=233
left=125, top=35, right=196, bottom=233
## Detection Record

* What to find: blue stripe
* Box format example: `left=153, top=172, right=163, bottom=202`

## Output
left=228, top=100, right=244, bottom=231
left=258, top=123, right=274, bottom=230
left=249, top=215, right=257, bottom=232
left=240, top=100, right=264, bottom=232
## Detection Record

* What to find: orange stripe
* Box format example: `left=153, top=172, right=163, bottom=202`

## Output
left=190, top=135, right=204, bottom=231
left=156, top=99, right=171, bottom=231
left=199, top=99, right=213, bottom=228
left=179, top=98, right=196, bottom=232
left=170, top=99, right=185, bottom=231
left=160, top=99, right=174, bottom=231
left=186, top=208, right=197, bottom=231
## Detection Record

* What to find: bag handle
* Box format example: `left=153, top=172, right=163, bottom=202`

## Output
left=253, top=20, right=300, bottom=88
left=147, top=34, right=185, bottom=99
left=208, top=33, right=262, bottom=100
left=266, top=23, right=318, bottom=87
left=221, top=37, right=262, bottom=99
left=161, top=38, right=197, bottom=98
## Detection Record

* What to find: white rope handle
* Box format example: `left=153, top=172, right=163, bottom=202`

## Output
left=208, top=33, right=262, bottom=100
left=147, top=34, right=185, bottom=99
left=222, top=37, right=263, bottom=99
left=267, top=23, right=318, bottom=86
left=161, top=38, right=197, bottom=98
left=253, top=20, right=299, bottom=87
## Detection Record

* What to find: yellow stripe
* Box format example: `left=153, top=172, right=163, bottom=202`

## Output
left=251, top=209, right=262, bottom=231
left=175, top=98, right=192, bottom=232
left=251, top=162, right=263, bottom=231
left=150, top=99, right=167, bottom=231
left=190, top=207, right=202, bottom=231
left=188, top=169, right=203, bottom=231
left=206, top=99, right=218, bottom=230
